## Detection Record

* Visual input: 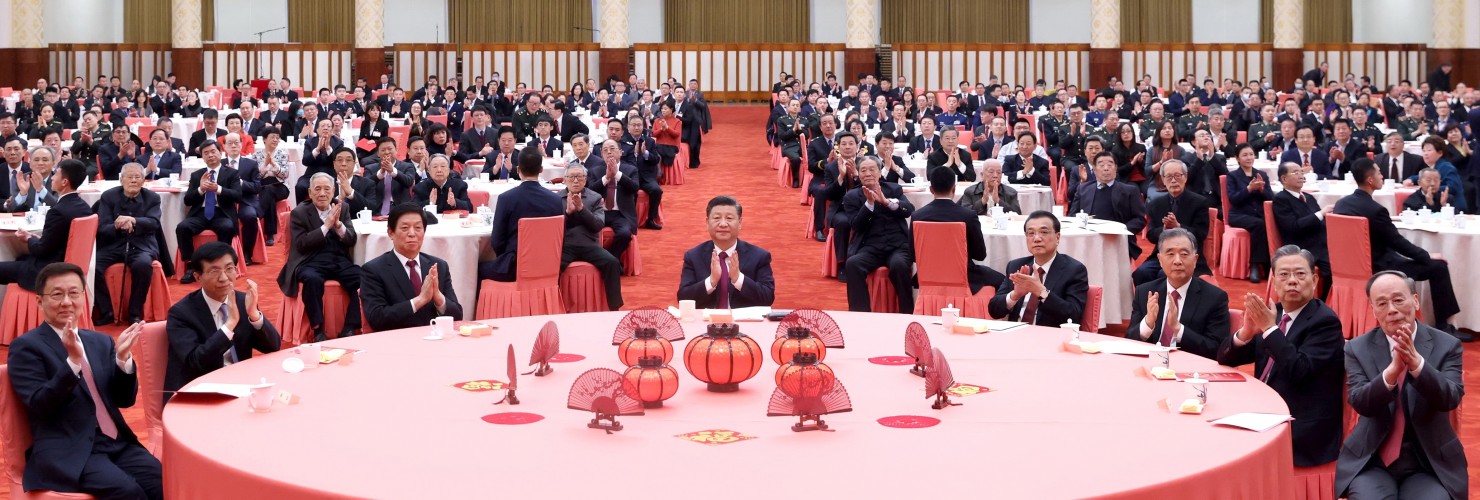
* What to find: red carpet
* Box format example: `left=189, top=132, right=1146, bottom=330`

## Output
left=1, top=105, right=1477, bottom=496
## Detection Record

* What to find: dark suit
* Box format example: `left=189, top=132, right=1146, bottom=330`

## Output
left=1324, top=138, right=1369, bottom=178
left=177, top=166, right=241, bottom=264
left=587, top=161, right=640, bottom=262
left=1133, top=191, right=1213, bottom=284
left=97, top=140, right=140, bottom=180
left=881, top=120, right=915, bottom=143
left=94, top=187, right=162, bottom=322
left=1068, top=180, right=1148, bottom=260
left=1337, top=323, right=1466, bottom=499
left=187, top=128, right=227, bottom=157
left=1127, top=277, right=1230, bottom=359
left=676, top=98, right=711, bottom=167
left=361, top=251, right=464, bottom=331
left=455, top=127, right=495, bottom=165
left=912, top=199, right=1004, bottom=293
left=0, top=162, right=30, bottom=207
left=482, top=180, right=564, bottom=281
left=1002, top=153, right=1049, bottom=186
left=278, top=201, right=361, bottom=333
left=1280, top=148, right=1335, bottom=180
left=0, top=193, right=91, bottom=292
left=525, top=135, right=564, bottom=157
left=138, top=149, right=181, bottom=181
left=1335, top=191, right=1460, bottom=323
left=621, top=133, right=664, bottom=223
left=226, top=157, right=264, bottom=261
left=840, top=183, right=915, bottom=312
left=1273, top=190, right=1333, bottom=289
left=7, top=325, right=161, bottom=499
left=925, top=147, right=977, bottom=183
left=1226, top=168, right=1275, bottom=268
left=412, top=177, right=473, bottom=213
left=988, top=253, right=1090, bottom=326
left=1217, top=299, right=1344, bottom=467
left=163, top=289, right=282, bottom=398
left=554, top=114, right=589, bottom=143
left=359, top=162, right=416, bottom=216
left=908, top=133, right=943, bottom=156
left=1375, top=152, right=1424, bottom=182
left=676, top=240, right=776, bottom=309
left=806, top=137, right=839, bottom=234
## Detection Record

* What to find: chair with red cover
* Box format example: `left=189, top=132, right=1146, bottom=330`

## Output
left=0, top=365, right=95, bottom=499
left=1261, top=200, right=1285, bottom=299
left=866, top=267, right=898, bottom=313
left=1205, top=207, right=1222, bottom=268
left=559, top=262, right=609, bottom=313
left=599, top=228, right=642, bottom=276
left=911, top=221, right=994, bottom=318
left=388, top=125, right=411, bottom=159
left=1082, top=285, right=1103, bottom=333
left=0, top=215, right=99, bottom=345
left=1324, top=214, right=1377, bottom=339
left=1216, top=175, right=1252, bottom=279
left=476, top=216, right=566, bottom=319
left=102, top=261, right=170, bottom=323
left=132, top=322, right=168, bottom=458
left=273, top=210, right=355, bottom=345
left=172, top=230, right=246, bottom=273
left=820, top=228, right=838, bottom=278
left=467, top=189, right=490, bottom=209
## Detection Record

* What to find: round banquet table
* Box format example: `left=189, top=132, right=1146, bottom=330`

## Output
left=76, top=179, right=187, bottom=261
left=465, top=179, right=564, bottom=214
left=350, top=217, right=491, bottom=320
left=1399, top=217, right=1480, bottom=331
left=161, top=311, right=1296, bottom=499
left=902, top=181, right=1054, bottom=216
left=1270, top=180, right=1411, bottom=216
left=0, top=215, right=48, bottom=309
left=980, top=216, right=1135, bottom=327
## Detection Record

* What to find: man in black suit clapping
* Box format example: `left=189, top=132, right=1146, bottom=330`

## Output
left=1069, top=152, right=1148, bottom=260
left=841, top=156, right=915, bottom=313
left=1127, top=228, right=1231, bottom=359
left=988, top=210, right=1089, bottom=326
left=676, top=196, right=776, bottom=309
left=361, top=204, right=464, bottom=331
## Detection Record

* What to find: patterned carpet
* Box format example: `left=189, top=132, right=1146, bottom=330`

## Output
left=1, top=105, right=1476, bottom=496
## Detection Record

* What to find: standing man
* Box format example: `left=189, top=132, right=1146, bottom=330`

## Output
left=677, top=196, right=776, bottom=308
left=673, top=87, right=710, bottom=168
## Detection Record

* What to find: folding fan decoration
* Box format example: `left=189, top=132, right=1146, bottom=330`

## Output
left=495, top=345, right=520, bottom=405
left=767, top=353, right=853, bottom=432
left=926, top=348, right=960, bottom=410
left=526, top=321, right=560, bottom=376
left=904, top=322, right=931, bottom=377
left=776, top=308, right=845, bottom=348
left=567, top=368, right=646, bottom=433
left=611, top=306, right=686, bottom=345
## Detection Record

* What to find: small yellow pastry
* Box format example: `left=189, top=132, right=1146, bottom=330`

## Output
left=1179, top=398, right=1204, bottom=414
left=1150, top=367, right=1176, bottom=380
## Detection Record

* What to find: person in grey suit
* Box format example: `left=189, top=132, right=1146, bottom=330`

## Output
left=958, top=159, right=1021, bottom=215
left=1337, top=271, right=1467, bottom=499
left=558, top=165, right=623, bottom=310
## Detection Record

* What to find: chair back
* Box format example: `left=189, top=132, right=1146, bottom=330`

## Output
left=0, top=365, right=26, bottom=489
left=134, top=322, right=169, bottom=458
left=467, top=190, right=490, bottom=208
left=1218, top=175, right=1233, bottom=217
left=65, top=215, right=99, bottom=270
left=515, top=216, right=566, bottom=287
left=388, top=125, right=411, bottom=159
left=1237, top=131, right=1247, bottom=145
left=1083, top=285, right=1104, bottom=332
left=124, top=117, right=153, bottom=128
left=1325, top=214, right=1373, bottom=281
left=911, top=222, right=969, bottom=290
left=1048, top=164, right=1061, bottom=203
left=1205, top=207, right=1222, bottom=266
left=137, top=125, right=157, bottom=144
left=1262, top=201, right=1282, bottom=261
left=957, top=129, right=973, bottom=148
left=350, top=117, right=365, bottom=130
left=1392, top=189, right=1412, bottom=209
left=427, top=115, right=448, bottom=126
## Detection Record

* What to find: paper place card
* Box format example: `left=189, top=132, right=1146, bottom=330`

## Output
left=275, top=390, right=301, bottom=405
left=1209, top=413, right=1293, bottom=432
left=1096, top=340, right=1161, bottom=356
left=178, top=382, right=254, bottom=398
left=337, top=350, right=356, bottom=365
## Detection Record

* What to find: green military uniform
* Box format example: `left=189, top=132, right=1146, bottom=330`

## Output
left=1394, top=116, right=1425, bottom=141
left=1055, top=120, right=1090, bottom=165
left=1175, top=112, right=1208, bottom=141
left=1138, top=117, right=1168, bottom=141
left=1247, top=121, right=1279, bottom=152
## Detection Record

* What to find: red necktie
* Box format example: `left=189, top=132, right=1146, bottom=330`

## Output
left=76, top=345, right=119, bottom=439
left=717, top=251, right=731, bottom=308
left=1021, top=267, right=1044, bottom=324
left=1380, top=374, right=1407, bottom=465
left=605, top=173, right=617, bottom=211
left=1160, top=290, right=1182, bottom=346
left=541, top=139, right=549, bottom=157
left=1302, top=152, right=1310, bottom=171
left=407, top=259, right=422, bottom=291
left=1261, top=314, right=1290, bottom=382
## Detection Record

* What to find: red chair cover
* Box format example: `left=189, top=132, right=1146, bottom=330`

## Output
left=1083, top=285, right=1103, bottom=332
left=388, top=125, right=411, bottom=159
left=476, top=216, right=566, bottom=319
left=866, top=267, right=898, bottom=313
left=1392, top=189, right=1412, bottom=209
left=820, top=228, right=837, bottom=278
left=559, top=262, right=609, bottom=313
left=599, top=228, right=642, bottom=277
left=1325, top=214, right=1377, bottom=339
left=467, top=189, right=490, bottom=209
left=798, top=169, right=814, bottom=205
left=173, top=230, right=246, bottom=272
left=0, top=366, right=96, bottom=499
left=911, top=221, right=993, bottom=319
left=134, top=322, right=168, bottom=458
left=1, top=216, right=99, bottom=345
left=1217, top=175, right=1251, bottom=279
left=1291, top=463, right=1336, bottom=500
left=103, top=261, right=170, bottom=322
left=1206, top=207, right=1222, bottom=268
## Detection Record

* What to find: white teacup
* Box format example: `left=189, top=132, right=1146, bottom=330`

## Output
left=430, top=315, right=453, bottom=338
left=678, top=300, right=697, bottom=321
left=940, top=306, right=960, bottom=330
left=357, top=209, right=371, bottom=222
left=1185, top=374, right=1209, bottom=404
left=1150, top=345, right=1172, bottom=368
left=247, top=381, right=276, bottom=412
left=297, top=343, right=320, bottom=370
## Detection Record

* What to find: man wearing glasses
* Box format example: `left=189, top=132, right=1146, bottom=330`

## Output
left=163, top=241, right=281, bottom=401
left=0, top=158, right=91, bottom=292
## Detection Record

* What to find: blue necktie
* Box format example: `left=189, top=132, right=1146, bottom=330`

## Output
left=203, top=170, right=217, bottom=220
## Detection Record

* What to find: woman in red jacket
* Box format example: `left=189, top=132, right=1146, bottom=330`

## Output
left=653, top=100, right=682, bottom=168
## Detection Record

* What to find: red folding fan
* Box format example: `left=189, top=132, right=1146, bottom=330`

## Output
left=904, top=322, right=931, bottom=377
left=766, top=378, right=853, bottom=432
left=495, top=344, right=520, bottom=405
left=567, top=368, right=646, bottom=433
left=611, top=306, right=686, bottom=345
left=776, top=308, right=844, bottom=348
left=526, top=321, right=560, bottom=376
left=926, top=348, right=959, bottom=410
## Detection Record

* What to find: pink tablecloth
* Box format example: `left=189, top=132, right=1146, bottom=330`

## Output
left=162, top=312, right=1295, bottom=499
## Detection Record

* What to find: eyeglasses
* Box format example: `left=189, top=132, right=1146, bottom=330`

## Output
left=45, top=290, right=85, bottom=302
left=1275, top=271, right=1311, bottom=281
left=1162, top=173, right=1187, bottom=180
left=201, top=265, right=238, bottom=277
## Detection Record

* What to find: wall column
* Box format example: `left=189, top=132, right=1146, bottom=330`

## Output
left=171, top=0, right=204, bottom=89
left=1428, top=0, right=1474, bottom=88
left=354, top=0, right=386, bottom=84
left=843, top=0, right=878, bottom=82
left=10, top=0, right=46, bottom=88
left=1271, top=0, right=1304, bottom=89
left=598, top=0, right=631, bottom=84
left=1089, top=0, right=1121, bottom=89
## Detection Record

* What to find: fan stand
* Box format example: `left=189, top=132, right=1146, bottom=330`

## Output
left=505, top=388, right=519, bottom=405
left=931, top=392, right=959, bottom=410
left=528, top=362, right=552, bottom=377
left=791, top=414, right=831, bottom=432
left=587, top=412, right=624, bottom=434
left=909, top=362, right=926, bottom=377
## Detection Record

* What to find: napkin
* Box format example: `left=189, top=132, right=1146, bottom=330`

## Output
left=1209, top=413, right=1293, bottom=432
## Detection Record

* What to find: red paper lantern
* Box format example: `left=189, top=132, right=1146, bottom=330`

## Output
left=775, top=352, right=836, bottom=398
left=622, top=356, right=680, bottom=408
left=683, top=323, right=764, bottom=392
left=771, top=327, right=827, bottom=364
left=618, top=328, right=673, bottom=367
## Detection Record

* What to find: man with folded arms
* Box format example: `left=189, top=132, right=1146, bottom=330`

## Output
left=988, top=210, right=1088, bottom=326
left=279, top=173, right=362, bottom=342
left=1219, top=245, right=1344, bottom=468
left=482, top=149, right=563, bottom=282
left=841, top=156, right=915, bottom=313
left=362, top=203, right=464, bottom=331
left=1127, top=228, right=1230, bottom=358
left=8, top=263, right=160, bottom=499
left=677, top=196, right=775, bottom=309
left=558, top=165, right=623, bottom=310
left=164, top=242, right=280, bottom=398
left=93, top=163, right=162, bottom=326
left=1336, top=270, right=1466, bottom=499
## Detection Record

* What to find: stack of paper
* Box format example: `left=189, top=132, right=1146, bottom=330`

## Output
left=1209, top=413, right=1293, bottom=432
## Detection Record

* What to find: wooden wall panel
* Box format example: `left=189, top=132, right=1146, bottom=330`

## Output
left=633, top=43, right=843, bottom=101
left=48, top=44, right=172, bottom=87
left=201, top=44, right=350, bottom=91
left=392, top=44, right=598, bottom=93
left=1121, top=44, right=1273, bottom=89
left=891, top=44, right=1091, bottom=91
left=1301, top=44, right=1427, bottom=89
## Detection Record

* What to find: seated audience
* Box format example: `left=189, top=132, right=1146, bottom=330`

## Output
left=1068, top=152, right=1147, bottom=260
left=677, top=196, right=776, bottom=308
left=94, top=163, right=162, bottom=325
left=278, top=173, right=363, bottom=342
left=1133, top=159, right=1212, bottom=285
left=482, top=149, right=562, bottom=282
left=841, top=156, right=916, bottom=313
left=1127, top=228, right=1231, bottom=358
left=587, top=139, right=640, bottom=267
left=413, top=155, right=473, bottom=213
left=361, top=204, right=464, bottom=331
left=1227, top=143, right=1275, bottom=282
left=176, top=141, right=241, bottom=284
left=0, top=159, right=89, bottom=292
left=164, top=242, right=280, bottom=398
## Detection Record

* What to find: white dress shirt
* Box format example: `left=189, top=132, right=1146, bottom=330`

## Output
left=1140, top=279, right=1192, bottom=342
left=703, top=242, right=746, bottom=293
left=50, top=323, right=135, bottom=376
left=200, top=289, right=264, bottom=365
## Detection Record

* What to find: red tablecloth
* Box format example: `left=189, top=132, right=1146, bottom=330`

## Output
left=163, top=312, right=1295, bottom=499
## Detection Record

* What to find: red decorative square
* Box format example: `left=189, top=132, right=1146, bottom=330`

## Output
left=868, top=356, right=915, bottom=366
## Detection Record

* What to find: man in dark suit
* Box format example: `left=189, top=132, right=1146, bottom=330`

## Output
left=558, top=165, right=623, bottom=310
left=296, top=118, right=342, bottom=200
left=147, top=81, right=179, bottom=118
left=278, top=173, right=361, bottom=342
left=677, top=196, right=776, bottom=308
left=913, top=167, right=1004, bottom=293
left=841, top=156, right=916, bottom=313
left=1219, top=245, right=1345, bottom=467
left=1336, top=158, right=1466, bottom=340
left=412, top=155, right=473, bottom=213
left=807, top=115, right=840, bottom=240
left=588, top=139, right=641, bottom=265
left=258, top=96, right=291, bottom=136
left=1336, top=271, right=1467, bottom=499
left=480, top=149, right=563, bottom=282
left=1069, top=152, right=1148, bottom=260
left=176, top=141, right=242, bottom=284
left=1279, top=125, right=1335, bottom=179
left=7, top=263, right=161, bottom=499
left=221, top=133, right=264, bottom=264
left=0, top=159, right=89, bottom=293
left=1324, top=118, right=1368, bottom=179
left=188, top=109, right=227, bottom=157
left=673, top=86, right=710, bottom=168
left=548, top=101, right=588, bottom=143
left=140, top=128, right=181, bottom=181
left=0, top=136, right=29, bottom=205
left=1133, top=160, right=1212, bottom=285
left=479, top=126, right=523, bottom=181
left=1374, top=132, right=1423, bottom=182
left=822, top=133, right=864, bottom=276
left=97, top=126, right=140, bottom=180
left=1273, top=162, right=1334, bottom=294
left=361, top=204, right=464, bottom=331
left=1127, top=228, right=1230, bottom=358
left=908, top=116, right=942, bottom=156
left=988, top=210, right=1090, bottom=326
left=925, top=128, right=977, bottom=183
left=622, top=114, right=665, bottom=230
left=1003, top=133, right=1050, bottom=185
left=163, top=242, right=280, bottom=399
left=352, top=138, right=415, bottom=216
left=454, top=106, right=496, bottom=165
left=524, top=116, right=565, bottom=157
left=1302, top=62, right=1327, bottom=87
left=93, top=164, right=162, bottom=325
